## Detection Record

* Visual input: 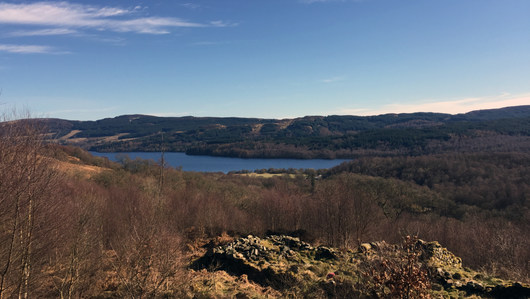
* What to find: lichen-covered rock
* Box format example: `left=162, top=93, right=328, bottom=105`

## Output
left=358, top=243, right=371, bottom=253
left=192, top=235, right=318, bottom=290
left=416, top=239, right=462, bottom=269
left=193, top=235, right=530, bottom=298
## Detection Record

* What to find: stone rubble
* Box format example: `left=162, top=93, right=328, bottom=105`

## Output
left=193, top=235, right=530, bottom=298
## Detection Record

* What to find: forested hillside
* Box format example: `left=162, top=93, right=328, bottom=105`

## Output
left=41, top=105, right=530, bottom=158
left=328, top=152, right=530, bottom=214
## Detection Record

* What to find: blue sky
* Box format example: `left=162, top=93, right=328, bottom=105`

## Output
left=0, top=0, right=529, bottom=120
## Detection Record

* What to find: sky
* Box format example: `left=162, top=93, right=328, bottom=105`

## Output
left=0, top=0, right=529, bottom=120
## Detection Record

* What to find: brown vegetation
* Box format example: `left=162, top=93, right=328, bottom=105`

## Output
left=0, top=112, right=60, bottom=298
left=1, top=114, right=529, bottom=297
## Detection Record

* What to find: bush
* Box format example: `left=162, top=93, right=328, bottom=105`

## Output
left=362, top=236, right=431, bottom=298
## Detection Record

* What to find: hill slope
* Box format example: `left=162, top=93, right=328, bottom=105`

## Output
left=37, top=105, right=530, bottom=158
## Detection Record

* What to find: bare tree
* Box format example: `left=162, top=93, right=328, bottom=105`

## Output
left=312, top=174, right=384, bottom=248
left=49, top=181, right=104, bottom=299
left=103, top=183, right=183, bottom=298
left=0, top=110, right=58, bottom=299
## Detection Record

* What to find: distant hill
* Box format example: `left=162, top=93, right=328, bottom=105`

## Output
left=453, top=105, right=530, bottom=120
left=32, top=105, right=530, bottom=158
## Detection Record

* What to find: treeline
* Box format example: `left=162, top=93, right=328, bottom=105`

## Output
left=44, top=106, right=530, bottom=159
left=182, top=132, right=530, bottom=160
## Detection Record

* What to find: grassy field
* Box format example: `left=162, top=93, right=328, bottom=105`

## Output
left=236, top=172, right=297, bottom=178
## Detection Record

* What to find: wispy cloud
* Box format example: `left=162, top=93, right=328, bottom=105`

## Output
left=321, top=76, right=346, bottom=83
left=335, top=93, right=530, bottom=116
left=181, top=3, right=201, bottom=10
left=7, top=28, right=78, bottom=37
left=0, top=43, right=68, bottom=54
left=0, top=2, right=227, bottom=35
left=209, top=20, right=238, bottom=27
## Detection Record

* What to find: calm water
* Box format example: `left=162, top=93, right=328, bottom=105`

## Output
left=90, top=152, right=350, bottom=173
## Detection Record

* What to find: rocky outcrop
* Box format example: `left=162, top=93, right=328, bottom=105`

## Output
left=416, top=239, right=462, bottom=269
left=192, top=235, right=338, bottom=290
left=359, top=239, right=530, bottom=298
left=193, top=235, right=530, bottom=298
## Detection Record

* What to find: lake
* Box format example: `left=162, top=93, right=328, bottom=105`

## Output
left=90, top=152, right=350, bottom=173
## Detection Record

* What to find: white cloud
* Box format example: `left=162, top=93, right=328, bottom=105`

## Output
left=0, top=2, right=218, bottom=35
left=209, top=20, right=238, bottom=27
left=8, top=28, right=78, bottom=37
left=110, top=17, right=204, bottom=34
left=335, top=93, right=530, bottom=116
left=0, top=43, right=67, bottom=54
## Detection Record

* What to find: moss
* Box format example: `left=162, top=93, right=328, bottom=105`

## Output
left=191, top=235, right=530, bottom=298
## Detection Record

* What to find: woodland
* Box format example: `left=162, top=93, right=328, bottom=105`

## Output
left=43, top=105, right=530, bottom=159
left=1, top=109, right=529, bottom=298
